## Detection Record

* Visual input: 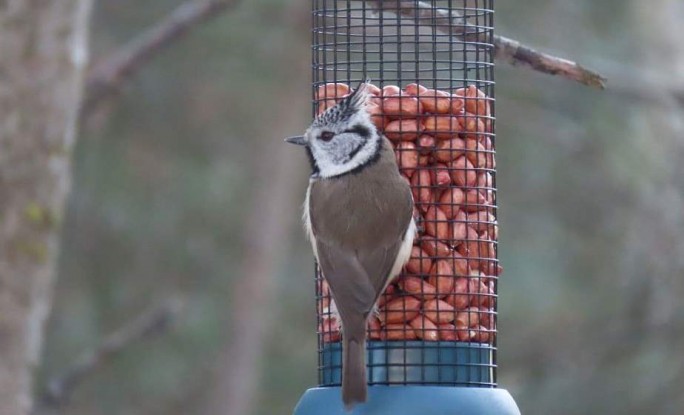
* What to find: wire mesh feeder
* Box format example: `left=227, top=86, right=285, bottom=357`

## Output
left=296, top=1, right=519, bottom=414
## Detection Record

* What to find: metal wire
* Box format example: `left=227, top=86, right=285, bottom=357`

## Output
left=313, top=0, right=496, bottom=388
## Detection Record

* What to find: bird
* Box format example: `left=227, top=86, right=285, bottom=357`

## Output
left=285, top=80, right=416, bottom=409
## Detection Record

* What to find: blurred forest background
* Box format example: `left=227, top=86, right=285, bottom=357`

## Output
left=2, top=0, right=682, bottom=414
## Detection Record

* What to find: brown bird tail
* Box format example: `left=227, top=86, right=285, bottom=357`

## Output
left=342, top=316, right=368, bottom=410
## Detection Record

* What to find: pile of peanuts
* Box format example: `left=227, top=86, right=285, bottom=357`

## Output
left=315, top=82, right=498, bottom=344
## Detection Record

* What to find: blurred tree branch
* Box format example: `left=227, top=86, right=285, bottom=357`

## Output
left=82, top=0, right=243, bottom=116
left=370, top=0, right=607, bottom=89
left=83, top=0, right=606, bottom=120
left=0, top=2, right=93, bottom=414
left=36, top=298, right=183, bottom=413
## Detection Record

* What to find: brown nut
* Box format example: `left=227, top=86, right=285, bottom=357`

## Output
left=423, top=299, right=456, bottom=324
left=446, top=277, right=471, bottom=310
left=434, top=138, right=467, bottom=162
left=367, top=316, right=382, bottom=340
left=417, top=134, right=436, bottom=154
left=367, top=102, right=388, bottom=129
left=396, top=141, right=419, bottom=177
left=409, top=315, right=439, bottom=341
left=465, top=138, right=494, bottom=169
left=479, top=307, right=495, bottom=329
left=316, top=83, right=351, bottom=100
left=382, top=96, right=423, bottom=118
left=417, top=89, right=455, bottom=114
left=419, top=236, right=452, bottom=258
left=405, top=246, right=434, bottom=275
left=423, top=115, right=461, bottom=139
left=424, top=207, right=449, bottom=240
left=472, top=326, right=491, bottom=343
left=465, top=211, right=496, bottom=233
left=418, top=155, right=430, bottom=166
left=471, top=282, right=495, bottom=308
left=451, top=223, right=468, bottom=244
left=431, top=163, right=452, bottom=187
left=319, top=316, right=341, bottom=343
left=457, top=224, right=479, bottom=246
left=382, top=323, right=417, bottom=340
left=455, top=321, right=477, bottom=341
left=365, top=83, right=382, bottom=96
left=480, top=135, right=493, bottom=151
left=384, top=119, right=424, bottom=141
left=454, top=85, right=490, bottom=117
left=438, top=323, right=459, bottom=341
left=399, top=276, right=438, bottom=299
left=427, top=260, right=455, bottom=296
left=437, top=188, right=465, bottom=219
left=459, top=235, right=495, bottom=266
left=410, top=170, right=433, bottom=211
left=477, top=172, right=493, bottom=191
left=452, top=252, right=470, bottom=276
left=455, top=306, right=481, bottom=328
left=457, top=112, right=487, bottom=140
left=382, top=85, right=402, bottom=96
left=377, top=284, right=397, bottom=308
left=404, top=83, right=429, bottom=96
left=379, top=296, right=421, bottom=324
left=461, top=189, right=490, bottom=213
left=449, top=156, right=477, bottom=187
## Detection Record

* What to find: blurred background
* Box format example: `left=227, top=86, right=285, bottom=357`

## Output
left=36, top=0, right=684, bottom=414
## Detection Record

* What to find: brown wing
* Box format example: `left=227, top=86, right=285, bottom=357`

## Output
left=309, top=140, right=413, bottom=314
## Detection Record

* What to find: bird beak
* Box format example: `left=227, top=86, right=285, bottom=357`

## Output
left=284, top=135, right=307, bottom=146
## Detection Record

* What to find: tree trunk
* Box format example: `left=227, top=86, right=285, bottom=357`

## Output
left=0, top=2, right=92, bottom=414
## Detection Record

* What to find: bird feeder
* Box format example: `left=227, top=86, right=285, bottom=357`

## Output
left=294, top=1, right=520, bottom=414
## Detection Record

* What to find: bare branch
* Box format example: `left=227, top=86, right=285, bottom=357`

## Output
left=83, top=0, right=242, bottom=113
left=38, top=298, right=183, bottom=409
left=370, top=0, right=607, bottom=89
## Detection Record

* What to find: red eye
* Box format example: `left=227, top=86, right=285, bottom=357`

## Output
left=319, top=131, right=334, bottom=142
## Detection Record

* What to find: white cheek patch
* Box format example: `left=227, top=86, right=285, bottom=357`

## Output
left=315, top=139, right=378, bottom=179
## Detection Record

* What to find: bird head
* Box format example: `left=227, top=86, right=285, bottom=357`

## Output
left=285, top=80, right=381, bottom=178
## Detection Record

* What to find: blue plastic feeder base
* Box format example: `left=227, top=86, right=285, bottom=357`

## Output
left=293, top=386, right=520, bottom=415
left=294, top=341, right=520, bottom=414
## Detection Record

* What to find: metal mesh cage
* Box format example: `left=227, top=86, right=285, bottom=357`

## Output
left=312, top=0, right=496, bottom=388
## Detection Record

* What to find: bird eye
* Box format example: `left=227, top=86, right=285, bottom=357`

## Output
left=318, top=131, right=335, bottom=142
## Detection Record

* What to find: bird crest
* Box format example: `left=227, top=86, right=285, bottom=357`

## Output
left=313, top=78, right=372, bottom=128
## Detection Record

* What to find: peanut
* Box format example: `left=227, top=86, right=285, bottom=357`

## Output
left=424, top=206, right=449, bottom=240
left=396, top=141, right=419, bottom=177
left=384, top=119, right=424, bottom=141
left=405, top=246, right=433, bottom=275
left=449, top=156, right=477, bottom=187
left=382, top=323, right=417, bottom=340
left=399, top=276, right=438, bottom=299
left=423, top=299, right=455, bottom=324
left=379, top=296, right=421, bottom=324
left=434, top=138, right=466, bottom=162
left=409, top=315, right=440, bottom=341
left=423, top=115, right=461, bottom=139
left=382, top=96, right=423, bottom=118
left=437, top=187, right=465, bottom=219
left=427, top=259, right=455, bottom=296
left=315, top=83, right=351, bottom=100
left=411, top=169, right=433, bottom=211
left=419, top=236, right=452, bottom=257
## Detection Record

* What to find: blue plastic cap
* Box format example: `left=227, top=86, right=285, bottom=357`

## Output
left=293, top=386, right=521, bottom=415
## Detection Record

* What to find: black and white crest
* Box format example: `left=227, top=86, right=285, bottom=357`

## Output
left=313, top=80, right=371, bottom=129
